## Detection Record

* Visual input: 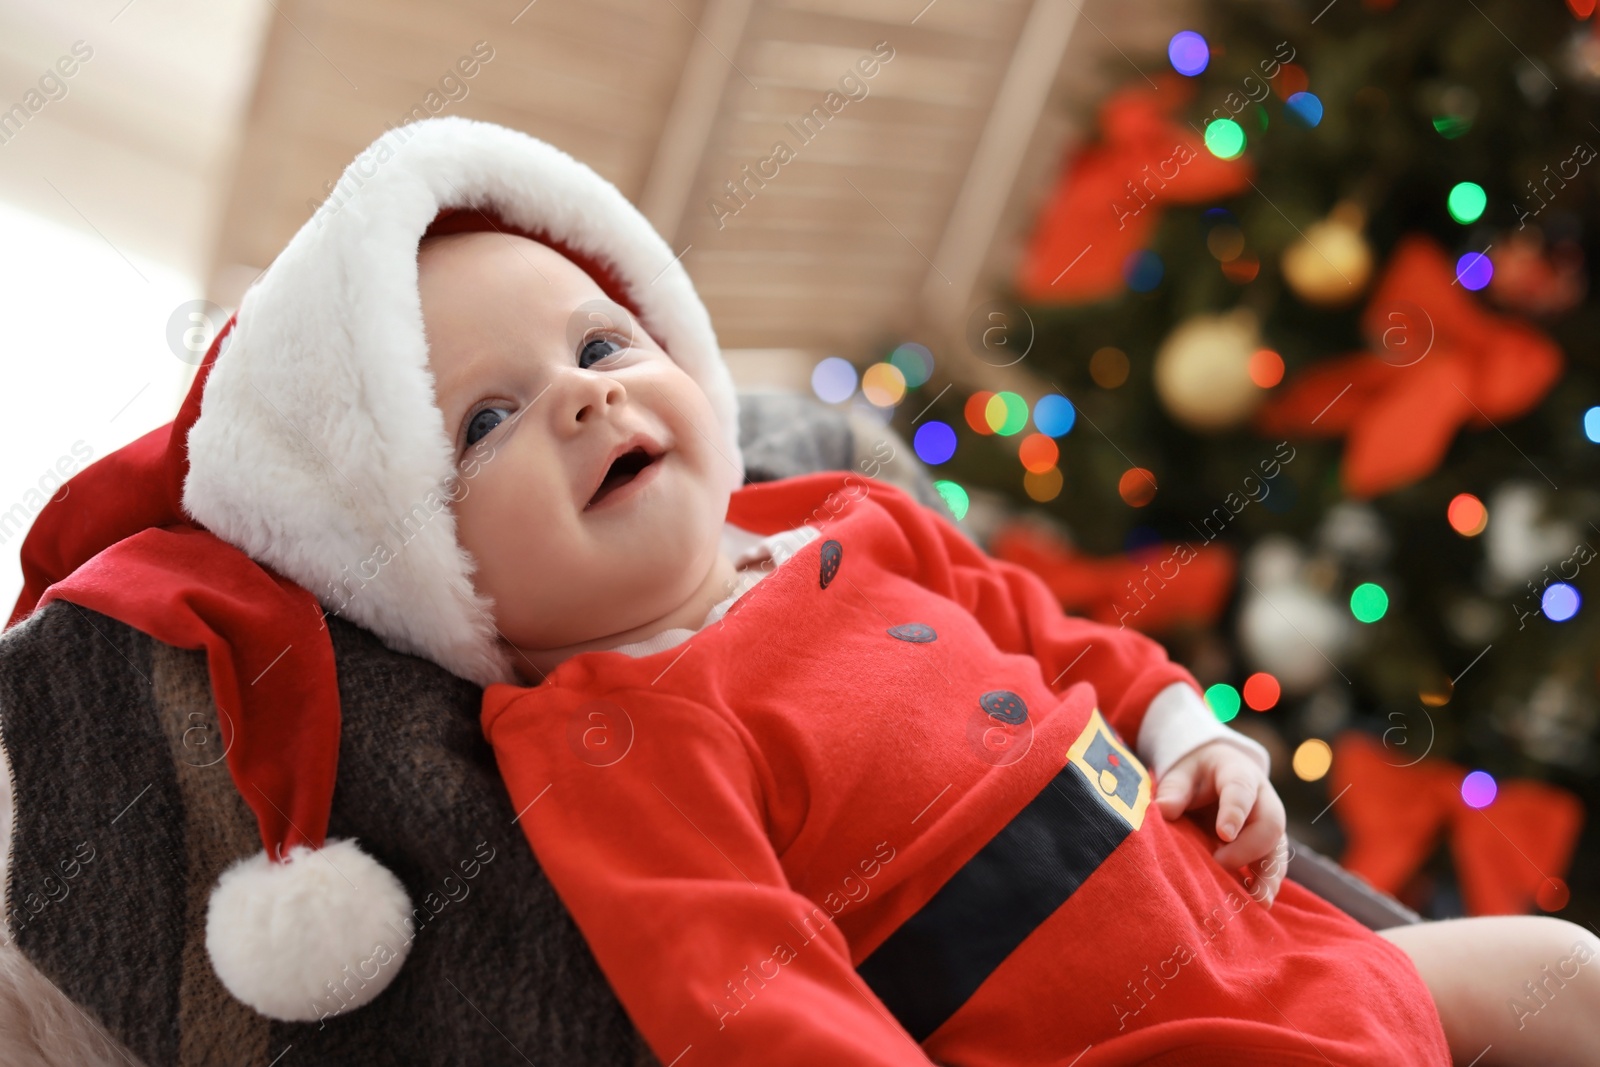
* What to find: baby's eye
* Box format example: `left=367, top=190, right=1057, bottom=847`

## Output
left=464, top=406, right=510, bottom=449
left=579, top=335, right=625, bottom=370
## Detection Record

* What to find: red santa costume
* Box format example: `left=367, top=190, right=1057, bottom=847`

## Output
left=482, top=470, right=1452, bottom=1067
left=6, top=115, right=1449, bottom=1064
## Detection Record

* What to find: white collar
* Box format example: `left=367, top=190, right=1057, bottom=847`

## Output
left=604, top=523, right=820, bottom=658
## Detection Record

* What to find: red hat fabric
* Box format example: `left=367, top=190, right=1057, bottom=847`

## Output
left=5, top=317, right=411, bottom=1022
left=9, top=317, right=344, bottom=864
left=2, top=116, right=746, bottom=1022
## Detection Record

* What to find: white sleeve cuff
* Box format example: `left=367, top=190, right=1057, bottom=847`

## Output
left=1135, top=681, right=1272, bottom=781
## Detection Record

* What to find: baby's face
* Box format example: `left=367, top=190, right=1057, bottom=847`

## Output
left=420, top=231, right=733, bottom=671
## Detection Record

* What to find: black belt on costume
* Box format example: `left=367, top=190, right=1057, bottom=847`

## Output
left=856, top=714, right=1146, bottom=1043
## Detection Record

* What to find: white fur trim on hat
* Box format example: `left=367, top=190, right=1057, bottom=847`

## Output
left=205, top=839, right=413, bottom=1022
left=181, top=117, right=743, bottom=687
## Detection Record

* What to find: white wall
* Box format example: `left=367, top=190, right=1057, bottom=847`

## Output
left=0, top=0, right=270, bottom=615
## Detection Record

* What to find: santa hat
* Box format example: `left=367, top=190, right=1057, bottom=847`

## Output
left=5, top=116, right=743, bottom=1021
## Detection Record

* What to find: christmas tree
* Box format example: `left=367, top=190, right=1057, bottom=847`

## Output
left=883, top=0, right=1600, bottom=921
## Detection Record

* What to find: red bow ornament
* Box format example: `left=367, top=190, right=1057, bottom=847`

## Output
left=1330, top=731, right=1585, bottom=916
left=1015, top=74, right=1253, bottom=305
left=1257, top=234, right=1564, bottom=499
left=988, top=520, right=1235, bottom=632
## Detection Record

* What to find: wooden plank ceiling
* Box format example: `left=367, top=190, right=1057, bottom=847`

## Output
left=209, top=0, right=1183, bottom=397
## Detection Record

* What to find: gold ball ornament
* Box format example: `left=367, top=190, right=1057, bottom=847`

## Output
left=1153, top=307, right=1265, bottom=432
left=1282, top=202, right=1374, bottom=307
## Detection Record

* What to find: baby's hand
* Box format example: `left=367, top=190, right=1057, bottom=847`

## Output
left=1154, top=739, right=1289, bottom=907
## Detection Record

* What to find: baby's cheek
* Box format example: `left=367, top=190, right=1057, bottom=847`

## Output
left=459, top=483, right=560, bottom=596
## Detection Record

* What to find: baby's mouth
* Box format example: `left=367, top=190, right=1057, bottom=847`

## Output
left=585, top=446, right=660, bottom=509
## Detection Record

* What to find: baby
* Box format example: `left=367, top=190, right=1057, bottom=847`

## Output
left=7, top=115, right=1591, bottom=1063
left=417, top=229, right=1600, bottom=1066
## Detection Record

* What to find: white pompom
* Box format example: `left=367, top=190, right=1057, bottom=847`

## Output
left=205, top=838, right=413, bottom=1022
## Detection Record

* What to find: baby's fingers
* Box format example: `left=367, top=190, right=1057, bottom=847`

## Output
left=1212, top=778, right=1285, bottom=872
left=1154, top=763, right=1199, bottom=820
left=1211, top=763, right=1258, bottom=843
left=1243, top=834, right=1291, bottom=907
